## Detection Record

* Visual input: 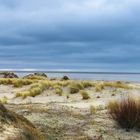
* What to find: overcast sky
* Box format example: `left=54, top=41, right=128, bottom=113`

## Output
left=0, top=0, right=140, bottom=72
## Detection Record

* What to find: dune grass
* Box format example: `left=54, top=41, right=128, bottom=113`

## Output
left=108, top=96, right=140, bottom=130
left=0, top=78, right=33, bottom=87
left=15, top=82, right=47, bottom=99
left=55, top=88, right=63, bottom=96
left=80, top=90, right=90, bottom=100
left=23, top=75, right=47, bottom=80
left=103, top=81, right=130, bottom=89
left=95, top=84, right=104, bottom=92
left=0, top=96, right=8, bottom=104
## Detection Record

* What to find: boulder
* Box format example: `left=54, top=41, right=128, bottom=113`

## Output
left=61, top=75, right=69, bottom=80
left=23, top=73, right=47, bottom=80
left=0, top=72, right=18, bottom=78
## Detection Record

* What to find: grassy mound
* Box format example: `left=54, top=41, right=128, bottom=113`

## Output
left=0, top=104, right=43, bottom=140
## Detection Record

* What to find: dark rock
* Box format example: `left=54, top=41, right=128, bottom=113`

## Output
left=23, top=72, right=47, bottom=79
left=34, top=72, right=47, bottom=78
left=0, top=72, right=18, bottom=78
left=96, top=96, right=100, bottom=98
left=61, top=75, right=69, bottom=80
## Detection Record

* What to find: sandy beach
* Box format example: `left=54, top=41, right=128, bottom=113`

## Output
left=0, top=73, right=139, bottom=140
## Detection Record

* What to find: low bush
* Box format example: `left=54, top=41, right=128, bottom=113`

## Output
left=108, top=97, right=140, bottom=130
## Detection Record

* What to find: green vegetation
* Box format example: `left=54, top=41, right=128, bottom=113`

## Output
left=108, top=97, right=140, bottom=130
left=80, top=90, right=90, bottom=100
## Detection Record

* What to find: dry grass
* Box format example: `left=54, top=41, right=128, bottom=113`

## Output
left=108, top=96, right=140, bottom=130
left=55, top=88, right=63, bottom=96
left=103, top=81, right=130, bottom=89
left=90, top=105, right=96, bottom=115
left=15, top=82, right=47, bottom=99
left=95, top=84, right=104, bottom=92
left=23, top=75, right=47, bottom=80
left=0, top=78, right=33, bottom=87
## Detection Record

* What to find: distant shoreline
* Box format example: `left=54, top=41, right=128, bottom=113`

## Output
left=0, top=70, right=140, bottom=75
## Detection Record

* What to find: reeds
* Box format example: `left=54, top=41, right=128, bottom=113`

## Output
left=108, top=96, right=140, bottom=130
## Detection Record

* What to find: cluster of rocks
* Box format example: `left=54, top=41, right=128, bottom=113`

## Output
left=23, top=72, right=48, bottom=79
left=0, top=71, right=70, bottom=80
left=0, top=72, right=18, bottom=78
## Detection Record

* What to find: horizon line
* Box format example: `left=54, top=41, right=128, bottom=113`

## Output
left=0, top=69, right=140, bottom=74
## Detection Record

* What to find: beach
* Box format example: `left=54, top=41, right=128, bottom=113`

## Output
left=0, top=72, right=140, bottom=139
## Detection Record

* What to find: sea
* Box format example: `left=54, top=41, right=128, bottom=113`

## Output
left=13, top=71, right=140, bottom=82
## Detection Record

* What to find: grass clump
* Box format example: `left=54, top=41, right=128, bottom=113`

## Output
left=0, top=78, right=33, bottom=87
left=95, top=84, right=104, bottom=92
left=55, top=88, right=63, bottom=96
left=68, top=82, right=85, bottom=94
left=103, top=81, right=130, bottom=89
left=69, top=83, right=80, bottom=94
left=90, top=105, right=96, bottom=115
left=81, top=81, right=93, bottom=88
left=80, top=90, right=90, bottom=100
left=23, top=75, right=47, bottom=80
left=0, top=96, right=8, bottom=104
left=15, top=82, right=47, bottom=99
left=108, top=97, right=140, bottom=130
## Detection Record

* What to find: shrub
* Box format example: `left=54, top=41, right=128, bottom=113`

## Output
left=108, top=97, right=140, bottom=130
left=80, top=90, right=90, bottom=100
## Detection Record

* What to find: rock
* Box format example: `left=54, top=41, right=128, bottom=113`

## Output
left=23, top=73, right=47, bottom=79
left=0, top=72, right=18, bottom=78
left=34, top=72, right=47, bottom=78
left=61, top=75, right=69, bottom=80
left=0, top=104, right=43, bottom=140
left=96, top=96, right=101, bottom=98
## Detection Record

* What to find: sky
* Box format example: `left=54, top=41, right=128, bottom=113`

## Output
left=0, top=0, right=140, bottom=72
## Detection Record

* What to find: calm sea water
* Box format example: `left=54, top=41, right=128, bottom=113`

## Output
left=15, top=72, right=140, bottom=82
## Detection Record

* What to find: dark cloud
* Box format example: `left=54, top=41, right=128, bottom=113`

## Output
left=0, top=0, right=139, bottom=72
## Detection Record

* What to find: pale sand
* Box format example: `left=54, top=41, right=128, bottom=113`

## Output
left=0, top=82, right=140, bottom=140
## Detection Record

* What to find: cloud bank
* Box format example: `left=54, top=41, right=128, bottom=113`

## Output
left=0, top=0, right=140, bottom=72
